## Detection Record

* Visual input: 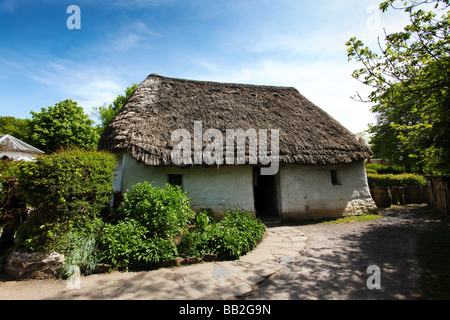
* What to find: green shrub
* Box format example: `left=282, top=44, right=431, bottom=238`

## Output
left=178, top=209, right=266, bottom=259
left=98, top=219, right=147, bottom=269
left=58, top=218, right=104, bottom=276
left=365, top=167, right=378, bottom=175
left=62, top=234, right=99, bottom=276
left=367, top=173, right=426, bottom=188
left=15, top=149, right=116, bottom=252
left=211, top=209, right=266, bottom=258
left=1, top=160, right=23, bottom=219
left=177, top=210, right=215, bottom=257
left=0, top=159, right=24, bottom=239
left=98, top=219, right=177, bottom=270
left=118, top=182, right=194, bottom=240
left=366, top=163, right=403, bottom=174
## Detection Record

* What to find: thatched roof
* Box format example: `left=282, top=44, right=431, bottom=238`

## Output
left=98, top=74, right=371, bottom=166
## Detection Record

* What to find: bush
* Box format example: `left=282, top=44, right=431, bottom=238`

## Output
left=367, top=173, right=426, bottom=188
left=98, top=219, right=177, bottom=270
left=211, top=209, right=266, bottom=258
left=0, top=160, right=20, bottom=219
left=177, top=210, right=216, bottom=257
left=62, top=233, right=99, bottom=276
left=118, top=182, right=194, bottom=240
left=58, top=218, right=104, bottom=276
left=365, top=167, right=378, bottom=175
left=0, top=159, right=25, bottom=247
left=178, top=209, right=266, bottom=259
left=15, top=149, right=116, bottom=252
left=366, top=163, right=403, bottom=174
left=98, top=219, right=147, bottom=269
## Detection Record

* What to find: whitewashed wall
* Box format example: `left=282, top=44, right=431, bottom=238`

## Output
left=116, top=154, right=376, bottom=220
left=118, top=153, right=255, bottom=215
left=279, top=160, right=376, bottom=219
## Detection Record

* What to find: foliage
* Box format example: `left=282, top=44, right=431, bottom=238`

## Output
left=15, top=149, right=116, bottom=252
left=0, top=116, right=31, bottom=143
left=0, top=159, right=22, bottom=223
left=211, top=209, right=266, bottom=258
left=62, top=234, right=99, bottom=276
left=98, top=219, right=177, bottom=270
left=366, top=167, right=378, bottom=175
left=98, top=219, right=147, bottom=269
left=367, top=173, right=426, bottom=188
left=178, top=209, right=266, bottom=259
left=117, top=182, right=194, bottom=240
left=346, top=0, right=450, bottom=174
left=177, top=210, right=217, bottom=257
left=28, top=99, right=99, bottom=153
left=58, top=218, right=104, bottom=276
left=366, top=163, right=404, bottom=174
left=93, top=84, right=137, bottom=134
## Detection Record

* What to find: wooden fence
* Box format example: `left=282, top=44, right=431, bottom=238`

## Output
left=370, top=185, right=428, bottom=209
left=426, top=176, right=450, bottom=215
left=370, top=177, right=449, bottom=215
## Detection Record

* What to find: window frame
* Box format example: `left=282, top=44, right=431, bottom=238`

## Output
left=167, top=174, right=183, bottom=189
left=330, top=170, right=341, bottom=186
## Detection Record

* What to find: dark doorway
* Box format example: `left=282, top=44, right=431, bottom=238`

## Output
left=253, top=167, right=281, bottom=219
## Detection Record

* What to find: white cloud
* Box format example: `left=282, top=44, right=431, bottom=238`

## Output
left=191, top=58, right=375, bottom=134
left=100, top=20, right=160, bottom=53
left=22, top=59, right=124, bottom=116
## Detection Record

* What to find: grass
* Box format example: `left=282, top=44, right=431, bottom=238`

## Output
left=321, top=214, right=383, bottom=225
left=416, top=211, right=450, bottom=300
left=280, top=213, right=383, bottom=226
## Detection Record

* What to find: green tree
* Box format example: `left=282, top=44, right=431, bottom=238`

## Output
left=28, top=99, right=99, bottom=153
left=0, top=116, right=31, bottom=143
left=94, top=84, right=137, bottom=134
left=346, top=0, right=450, bottom=174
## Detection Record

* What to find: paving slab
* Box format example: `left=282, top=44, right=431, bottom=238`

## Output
left=0, top=225, right=308, bottom=300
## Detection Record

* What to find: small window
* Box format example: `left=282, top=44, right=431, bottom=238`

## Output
left=168, top=174, right=183, bottom=188
left=331, top=170, right=340, bottom=185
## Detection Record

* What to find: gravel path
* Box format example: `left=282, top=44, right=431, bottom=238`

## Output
left=245, top=205, right=432, bottom=300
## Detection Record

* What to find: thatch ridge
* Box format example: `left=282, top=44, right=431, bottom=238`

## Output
left=99, top=74, right=372, bottom=166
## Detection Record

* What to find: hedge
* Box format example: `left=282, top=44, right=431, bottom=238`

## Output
left=367, top=173, right=426, bottom=188
left=15, top=149, right=117, bottom=252
left=366, top=163, right=403, bottom=174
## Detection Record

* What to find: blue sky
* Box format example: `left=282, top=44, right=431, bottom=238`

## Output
left=0, top=0, right=412, bottom=134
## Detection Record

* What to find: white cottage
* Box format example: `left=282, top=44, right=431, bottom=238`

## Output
left=99, top=74, right=376, bottom=220
left=0, top=134, right=44, bottom=161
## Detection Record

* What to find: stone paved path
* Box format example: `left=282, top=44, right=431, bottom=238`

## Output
left=0, top=226, right=308, bottom=300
